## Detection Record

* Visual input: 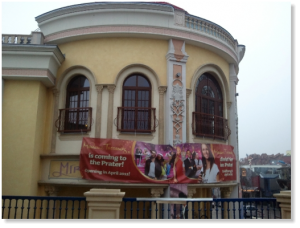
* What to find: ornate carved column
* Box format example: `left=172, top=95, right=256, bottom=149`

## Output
left=165, top=39, right=189, bottom=146
left=186, top=89, right=192, bottom=143
left=95, top=85, right=104, bottom=138
left=106, top=85, right=116, bottom=139
left=158, top=86, right=167, bottom=144
left=50, top=88, right=60, bottom=154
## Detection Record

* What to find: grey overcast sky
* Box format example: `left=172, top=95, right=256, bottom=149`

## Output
left=1, top=0, right=294, bottom=160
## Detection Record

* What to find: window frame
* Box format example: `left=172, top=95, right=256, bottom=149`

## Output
left=119, top=74, right=154, bottom=133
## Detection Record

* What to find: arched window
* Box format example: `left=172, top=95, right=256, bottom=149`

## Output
left=58, top=75, right=91, bottom=132
left=118, top=74, right=154, bottom=132
left=193, top=73, right=226, bottom=139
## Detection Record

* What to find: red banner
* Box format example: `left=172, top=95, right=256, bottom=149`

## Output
left=80, top=138, right=236, bottom=184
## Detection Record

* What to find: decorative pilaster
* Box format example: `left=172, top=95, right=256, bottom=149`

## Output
left=186, top=89, right=192, bottom=143
left=158, top=86, right=167, bottom=144
left=165, top=39, right=189, bottom=146
left=228, top=64, right=240, bottom=199
left=95, top=85, right=104, bottom=138
left=106, top=85, right=116, bottom=139
left=50, top=88, right=60, bottom=154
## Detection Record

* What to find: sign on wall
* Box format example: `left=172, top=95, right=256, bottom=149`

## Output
left=49, top=160, right=81, bottom=179
left=80, top=137, right=236, bottom=184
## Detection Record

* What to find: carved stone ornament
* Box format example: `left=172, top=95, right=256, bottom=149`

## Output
left=150, top=188, right=164, bottom=197
left=95, top=84, right=104, bottom=93
left=45, top=185, right=59, bottom=196
left=171, top=79, right=184, bottom=146
left=187, top=187, right=197, bottom=198
left=107, top=85, right=116, bottom=93
left=158, top=86, right=167, bottom=95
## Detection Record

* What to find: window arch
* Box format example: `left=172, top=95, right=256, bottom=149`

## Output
left=58, top=75, right=92, bottom=132
left=193, top=73, right=227, bottom=139
left=119, top=74, right=154, bottom=132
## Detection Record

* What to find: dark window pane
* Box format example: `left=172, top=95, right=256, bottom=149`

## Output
left=124, top=76, right=136, bottom=86
left=68, top=77, right=80, bottom=88
left=209, top=100, right=214, bottom=115
left=138, top=76, right=150, bottom=87
left=83, top=78, right=90, bottom=88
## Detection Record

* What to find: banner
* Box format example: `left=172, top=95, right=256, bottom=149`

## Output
left=80, top=138, right=236, bottom=184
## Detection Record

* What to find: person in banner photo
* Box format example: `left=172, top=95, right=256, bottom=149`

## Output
left=193, top=151, right=203, bottom=178
left=144, top=150, right=163, bottom=180
left=135, top=146, right=142, bottom=167
left=173, top=146, right=188, bottom=183
left=183, top=150, right=197, bottom=178
left=198, top=143, right=220, bottom=183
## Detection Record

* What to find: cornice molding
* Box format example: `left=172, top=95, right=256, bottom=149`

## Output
left=44, top=25, right=238, bottom=64
left=36, top=2, right=174, bottom=23
left=2, top=44, right=65, bottom=63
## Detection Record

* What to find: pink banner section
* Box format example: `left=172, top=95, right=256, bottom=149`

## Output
left=80, top=138, right=236, bottom=184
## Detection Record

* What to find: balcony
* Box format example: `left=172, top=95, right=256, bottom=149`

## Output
left=55, top=107, right=92, bottom=133
left=2, top=31, right=44, bottom=45
left=115, top=107, right=157, bottom=133
left=192, top=112, right=231, bottom=140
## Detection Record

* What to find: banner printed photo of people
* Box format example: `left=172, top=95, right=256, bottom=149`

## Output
left=80, top=138, right=236, bottom=184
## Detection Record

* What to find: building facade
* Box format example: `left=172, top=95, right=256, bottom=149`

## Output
left=2, top=2, right=245, bottom=201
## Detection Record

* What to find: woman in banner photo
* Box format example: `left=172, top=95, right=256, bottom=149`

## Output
left=135, top=146, right=142, bottom=167
left=198, top=143, right=220, bottom=183
left=173, top=146, right=186, bottom=183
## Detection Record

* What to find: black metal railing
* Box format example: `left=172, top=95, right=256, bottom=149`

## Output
left=115, top=107, right=157, bottom=133
left=122, top=198, right=281, bottom=219
left=2, top=196, right=87, bottom=219
left=192, top=112, right=231, bottom=140
left=55, top=107, right=92, bottom=133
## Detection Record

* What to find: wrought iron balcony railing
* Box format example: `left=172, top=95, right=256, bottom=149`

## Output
left=192, top=112, right=231, bottom=140
left=55, top=107, right=92, bottom=133
left=115, top=107, right=157, bottom=133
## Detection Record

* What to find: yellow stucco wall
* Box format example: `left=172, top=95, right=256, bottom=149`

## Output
left=185, top=44, right=229, bottom=88
left=56, top=38, right=229, bottom=88
left=2, top=81, right=48, bottom=195
left=56, top=38, right=169, bottom=85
